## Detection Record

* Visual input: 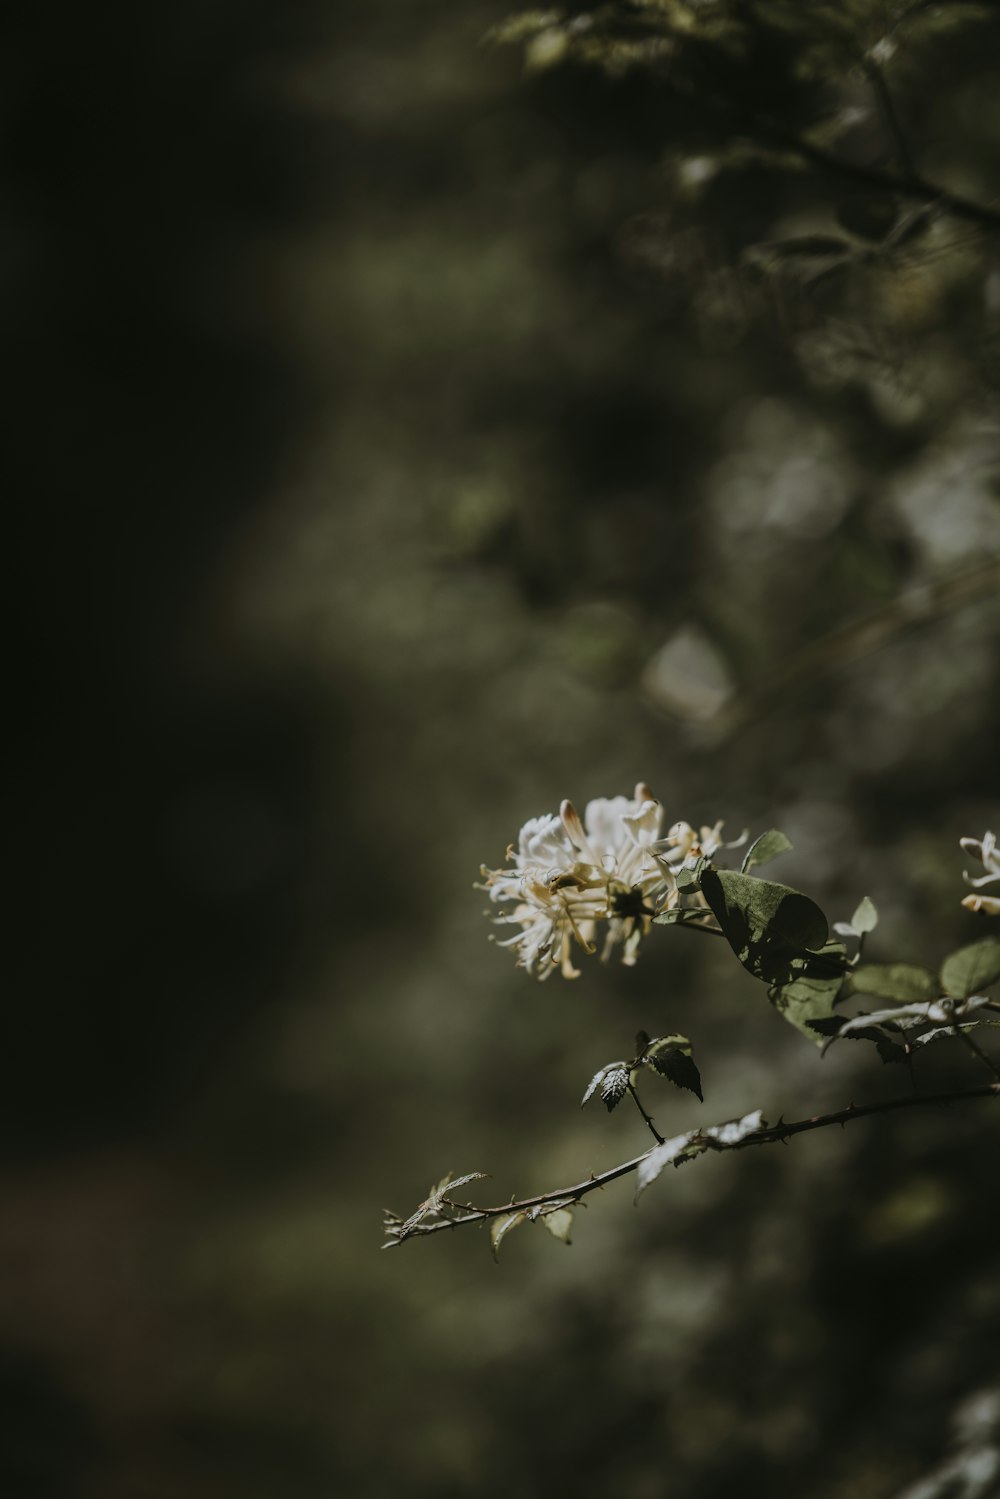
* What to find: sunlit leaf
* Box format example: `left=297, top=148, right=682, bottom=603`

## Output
left=850, top=896, right=879, bottom=934
left=582, top=1066, right=609, bottom=1107
left=539, top=1207, right=574, bottom=1243
left=703, top=1108, right=766, bottom=1146
left=634, top=1132, right=706, bottom=1199
left=634, top=1110, right=767, bottom=1200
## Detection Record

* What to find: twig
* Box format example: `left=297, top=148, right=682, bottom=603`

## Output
left=709, top=556, right=1000, bottom=741
left=768, top=128, right=1000, bottom=232
left=384, top=1082, right=998, bottom=1245
left=862, top=57, right=916, bottom=178
left=958, top=1028, right=1000, bottom=1082
left=628, top=1081, right=665, bottom=1144
left=663, top=910, right=725, bottom=938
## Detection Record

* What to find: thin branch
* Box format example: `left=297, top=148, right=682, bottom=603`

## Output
left=384, top=1082, right=998, bottom=1245
left=710, top=556, right=1000, bottom=741
left=764, top=127, right=1000, bottom=232
left=628, top=1081, right=665, bottom=1144
left=958, top=1028, right=1000, bottom=1082
left=862, top=57, right=916, bottom=178
left=662, top=910, right=725, bottom=938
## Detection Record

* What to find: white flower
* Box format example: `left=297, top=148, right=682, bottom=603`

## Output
left=961, top=830, right=1000, bottom=916
left=480, top=785, right=738, bottom=979
left=659, top=819, right=746, bottom=867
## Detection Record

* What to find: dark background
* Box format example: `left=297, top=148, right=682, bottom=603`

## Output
left=4, top=3, right=999, bottom=1496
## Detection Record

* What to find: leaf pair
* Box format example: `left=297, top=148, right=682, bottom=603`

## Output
left=581, top=1031, right=703, bottom=1113
left=849, top=937, right=1000, bottom=1005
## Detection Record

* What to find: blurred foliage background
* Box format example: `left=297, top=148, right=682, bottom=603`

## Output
left=4, top=1, right=1000, bottom=1495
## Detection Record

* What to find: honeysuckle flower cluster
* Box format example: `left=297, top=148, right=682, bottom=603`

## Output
left=480, top=784, right=741, bottom=979
left=961, top=831, right=1000, bottom=916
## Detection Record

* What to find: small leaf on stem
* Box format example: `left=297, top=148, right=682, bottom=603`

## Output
left=641, top=1035, right=704, bottom=1101
left=539, top=1207, right=574, bottom=1244
left=850, top=896, right=879, bottom=934
left=490, top=1212, right=526, bottom=1261
left=741, top=829, right=793, bottom=874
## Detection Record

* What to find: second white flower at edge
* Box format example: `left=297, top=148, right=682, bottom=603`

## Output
left=481, top=784, right=736, bottom=980
left=961, top=830, right=1000, bottom=916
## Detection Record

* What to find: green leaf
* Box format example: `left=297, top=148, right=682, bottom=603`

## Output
left=769, top=958, right=844, bottom=1045
left=850, top=896, right=879, bottom=934
left=940, top=937, right=1000, bottom=999
left=809, top=1015, right=907, bottom=1064
left=849, top=964, right=938, bottom=1003
left=701, top=869, right=830, bottom=968
left=490, top=1211, right=526, bottom=1261
left=538, top=1207, right=574, bottom=1244
left=741, top=829, right=792, bottom=874
left=674, top=862, right=704, bottom=893
left=641, top=1034, right=703, bottom=1101
left=699, top=867, right=845, bottom=1043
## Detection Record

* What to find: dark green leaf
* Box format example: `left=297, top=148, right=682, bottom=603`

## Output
left=849, top=964, right=938, bottom=1003
left=642, top=1034, right=703, bottom=1100
left=701, top=868, right=830, bottom=967
left=703, top=1109, right=766, bottom=1146
left=808, top=1014, right=907, bottom=1063
left=741, top=829, right=792, bottom=874
left=700, top=868, right=844, bottom=1042
left=939, top=937, right=1000, bottom=999
left=769, top=959, right=844, bottom=1044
